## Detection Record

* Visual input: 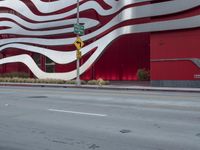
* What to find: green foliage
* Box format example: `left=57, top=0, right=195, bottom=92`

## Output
left=0, top=77, right=66, bottom=84
left=0, top=72, right=29, bottom=78
left=0, top=77, right=110, bottom=85
left=137, top=68, right=150, bottom=81
left=87, top=80, right=98, bottom=85
left=66, top=80, right=77, bottom=84
left=87, top=78, right=109, bottom=85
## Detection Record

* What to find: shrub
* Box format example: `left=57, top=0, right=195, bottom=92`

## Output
left=97, top=78, right=109, bottom=86
left=0, top=72, right=29, bottom=78
left=87, top=79, right=109, bottom=85
left=87, top=80, right=98, bottom=85
left=52, top=79, right=66, bottom=84
left=66, top=80, right=76, bottom=84
left=137, top=68, right=150, bottom=81
left=81, top=80, right=87, bottom=85
left=0, top=77, right=110, bottom=85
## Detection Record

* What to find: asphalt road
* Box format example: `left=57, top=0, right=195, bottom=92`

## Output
left=0, top=86, right=200, bottom=150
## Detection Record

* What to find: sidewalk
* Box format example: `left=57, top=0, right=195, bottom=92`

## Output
left=0, top=81, right=200, bottom=93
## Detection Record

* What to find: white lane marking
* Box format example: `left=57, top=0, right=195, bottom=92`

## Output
left=48, top=109, right=107, bottom=117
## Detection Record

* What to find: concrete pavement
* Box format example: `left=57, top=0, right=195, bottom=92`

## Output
left=0, top=81, right=200, bottom=93
left=0, top=86, right=200, bottom=150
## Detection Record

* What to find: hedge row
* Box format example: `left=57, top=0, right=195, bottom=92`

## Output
left=0, top=77, right=109, bottom=85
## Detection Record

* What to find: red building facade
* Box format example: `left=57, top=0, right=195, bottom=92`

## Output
left=0, top=0, right=200, bottom=87
left=150, top=0, right=200, bottom=87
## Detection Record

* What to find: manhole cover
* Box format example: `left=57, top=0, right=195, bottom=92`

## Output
left=28, top=96, right=48, bottom=99
left=120, top=129, right=131, bottom=134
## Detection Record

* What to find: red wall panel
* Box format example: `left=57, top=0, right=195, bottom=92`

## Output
left=151, top=0, right=200, bottom=83
left=82, top=33, right=150, bottom=80
left=151, top=61, right=200, bottom=80
left=151, top=29, right=200, bottom=59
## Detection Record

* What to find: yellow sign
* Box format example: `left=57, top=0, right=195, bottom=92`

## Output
left=76, top=50, right=82, bottom=59
left=74, top=37, right=84, bottom=50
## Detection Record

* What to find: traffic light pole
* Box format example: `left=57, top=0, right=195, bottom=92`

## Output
left=76, top=0, right=81, bottom=86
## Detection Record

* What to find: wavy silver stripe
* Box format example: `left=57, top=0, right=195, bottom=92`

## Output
left=0, top=54, right=78, bottom=80
left=28, top=0, right=80, bottom=13
left=1, top=0, right=200, bottom=46
left=151, top=58, right=200, bottom=68
left=0, top=44, right=76, bottom=64
left=1, top=15, right=200, bottom=65
left=0, top=15, right=200, bottom=80
left=31, top=0, right=151, bottom=13
left=0, top=0, right=198, bottom=22
left=0, top=19, right=99, bottom=36
left=0, top=0, right=129, bottom=22
left=1, top=0, right=78, bottom=15
left=0, top=17, right=99, bottom=30
left=2, top=0, right=151, bottom=15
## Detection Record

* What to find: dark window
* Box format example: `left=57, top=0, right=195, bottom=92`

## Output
left=45, top=57, right=55, bottom=73
left=32, top=53, right=41, bottom=68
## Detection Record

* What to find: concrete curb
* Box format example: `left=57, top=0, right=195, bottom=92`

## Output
left=0, top=82, right=200, bottom=93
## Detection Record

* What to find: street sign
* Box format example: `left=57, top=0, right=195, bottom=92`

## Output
left=74, top=24, right=85, bottom=35
left=74, top=36, right=84, bottom=50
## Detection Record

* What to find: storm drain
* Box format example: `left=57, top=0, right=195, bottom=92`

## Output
left=28, top=96, right=48, bottom=99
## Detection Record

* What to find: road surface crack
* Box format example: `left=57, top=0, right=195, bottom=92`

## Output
left=89, top=144, right=100, bottom=149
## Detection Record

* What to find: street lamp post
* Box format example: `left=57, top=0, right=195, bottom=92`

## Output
left=76, top=0, right=80, bottom=86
